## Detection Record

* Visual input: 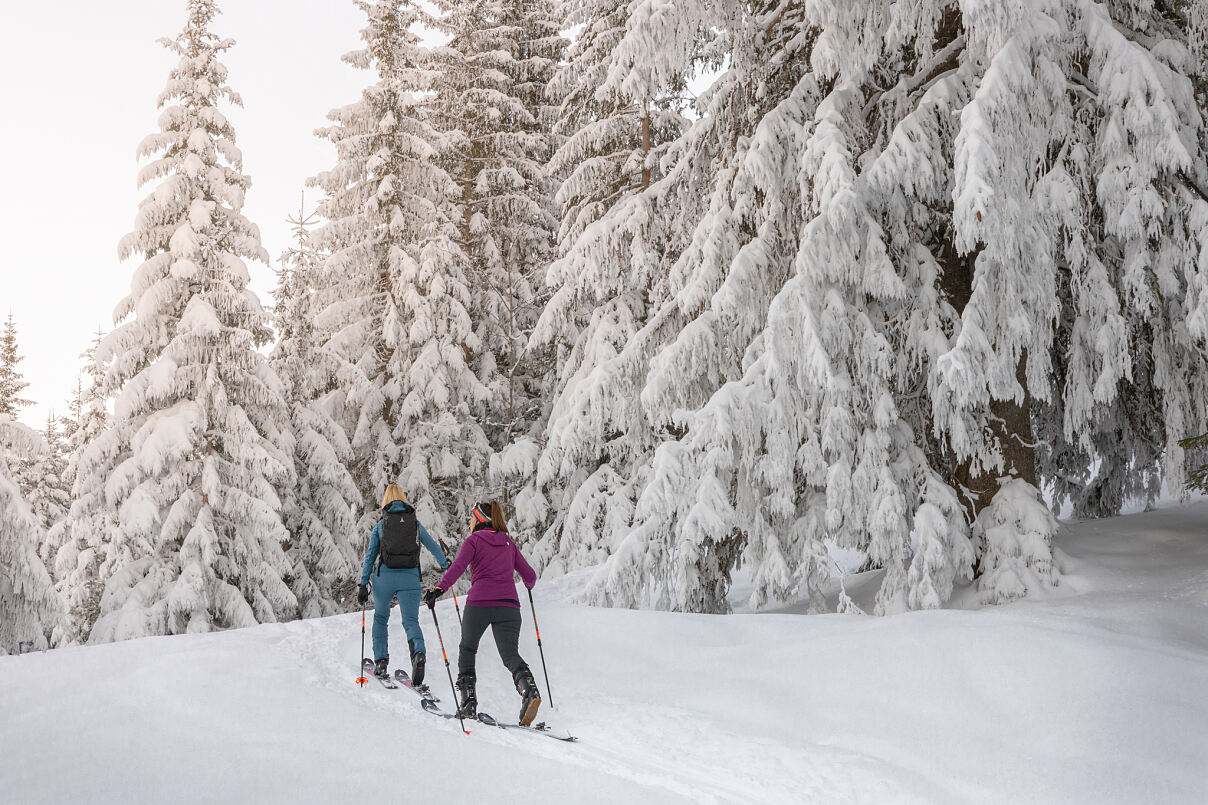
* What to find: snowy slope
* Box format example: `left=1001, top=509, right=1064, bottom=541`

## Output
left=3, top=503, right=1207, bottom=804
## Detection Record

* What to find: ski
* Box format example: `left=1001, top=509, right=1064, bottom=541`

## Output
left=418, top=697, right=462, bottom=719
left=393, top=669, right=440, bottom=703
left=362, top=666, right=458, bottom=721
left=361, top=658, right=398, bottom=689
left=476, top=711, right=578, bottom=742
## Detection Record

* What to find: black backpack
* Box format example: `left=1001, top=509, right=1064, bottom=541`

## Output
left=378, top=507, right=420, bottom=570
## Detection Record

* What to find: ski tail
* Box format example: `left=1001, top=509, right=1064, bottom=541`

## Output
left=476, top=712, right=577, bottom=742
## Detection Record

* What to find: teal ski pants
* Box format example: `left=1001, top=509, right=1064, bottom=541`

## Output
left=371, top=567, right=425, bottom=661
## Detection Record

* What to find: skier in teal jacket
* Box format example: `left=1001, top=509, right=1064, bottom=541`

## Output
left=358, top=484, right=448, bottom=685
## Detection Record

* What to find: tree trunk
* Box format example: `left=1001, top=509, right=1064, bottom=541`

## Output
left=937, top=242, right=1038, bottom=524
left=950, top=355, right=1038, bottom=518
left=640, top=101, right=651, bottom=190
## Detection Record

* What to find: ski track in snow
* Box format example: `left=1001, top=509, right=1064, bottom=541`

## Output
left=286, top=615, right=925, bottom=804
left=3, top=502, right=1208, bottom=803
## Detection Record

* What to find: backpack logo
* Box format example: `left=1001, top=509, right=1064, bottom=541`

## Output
left=380, top=508, right=420, bottom=569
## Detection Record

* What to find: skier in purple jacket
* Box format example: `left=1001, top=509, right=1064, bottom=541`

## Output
left=423, top=499, right=541, bottom=725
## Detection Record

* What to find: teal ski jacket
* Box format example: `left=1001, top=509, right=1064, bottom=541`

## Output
left=360, top=501, right=448, bottom=585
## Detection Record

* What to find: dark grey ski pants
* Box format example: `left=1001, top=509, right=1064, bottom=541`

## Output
left=458, top=604, right=526, bottom=677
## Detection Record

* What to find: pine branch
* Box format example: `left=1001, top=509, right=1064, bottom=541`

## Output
left=1179, top=170, right=1208, bottom=204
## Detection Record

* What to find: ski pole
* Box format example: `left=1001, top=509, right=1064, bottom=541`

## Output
left=452, top=591, right=463, bottom=627
left=527, top=588, right=553, bottom=709
left=356, top=603, right=368, bottom=687
left=429, top=602, right=470, bottom=735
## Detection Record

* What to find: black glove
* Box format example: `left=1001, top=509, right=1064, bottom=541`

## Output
left=357, top=584, right=369, bottom=605
left=423, top=587, right=444, bottom=609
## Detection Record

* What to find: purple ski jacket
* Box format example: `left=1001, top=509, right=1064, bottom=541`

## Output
left=437, top=525, right=537, bottom=609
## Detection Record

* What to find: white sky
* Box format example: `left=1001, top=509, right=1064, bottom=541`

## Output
left=0, top=1, right=375, bottom=428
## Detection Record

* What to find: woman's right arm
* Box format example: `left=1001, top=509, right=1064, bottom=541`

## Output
left=360, top=523, right=381, bottom=586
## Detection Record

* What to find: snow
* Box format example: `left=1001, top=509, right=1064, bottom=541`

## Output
left=3, top=502, right=1207, bottom=803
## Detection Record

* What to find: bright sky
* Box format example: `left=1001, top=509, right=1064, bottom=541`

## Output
left=0, top=1, right=374, bottom=429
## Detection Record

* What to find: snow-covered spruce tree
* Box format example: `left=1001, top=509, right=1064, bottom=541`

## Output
left=937, top=0, right=1208, bottom=601
left=309, top=0, right=488, bottom=544
left=1033, top=2, right=1208, bottom=518
left=0, top=313, right=33, bottom=419
left=270, top=201, right=361, bottom=617
left=427, top=0, right=565, bottom=503
left=518, top=0, right=700, bottom=571
left=0, top=315, right=69, bottom=559
left=591, top=5, right=841, bottom=612
left=547, top=0, right=693, bottom=253
left=0, top=416, right=64, bottom=654
left=973, top=478, right=1059, bottom=604
left=0, top=315, right=53, bottom=528
left=61, top=379, right=85, bottom=447
left=41, top=385, right=88, bottom=579
left=89, top=0, right=298, bottom=643
left=585, top=0, right=1208, bottom=613
left=591, top=1, right=965, bottom=614
left=26, top=410, right=71, bottom=549
left=52, top=332, right=115, bottom=642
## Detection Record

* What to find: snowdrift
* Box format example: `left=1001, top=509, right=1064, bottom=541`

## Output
left=2, top=503, right=1207, bottom=804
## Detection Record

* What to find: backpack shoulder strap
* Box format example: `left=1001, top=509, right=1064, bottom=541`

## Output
left=374, top=514, right=385, bottom=576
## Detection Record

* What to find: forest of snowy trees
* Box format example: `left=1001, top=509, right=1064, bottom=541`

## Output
left=3, top=0, right=1208, bottom=653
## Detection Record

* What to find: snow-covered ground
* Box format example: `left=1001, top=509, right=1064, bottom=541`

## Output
left=3, top=503, right=1207, bottom=804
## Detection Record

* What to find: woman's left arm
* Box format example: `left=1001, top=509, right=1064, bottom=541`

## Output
left=417, top=522, right=449, bottom=569
left=437, top=534, right=475, bottom=591
left=360, top=522, right=381, bottom=585
left=513, top=540, right=537, bottom=590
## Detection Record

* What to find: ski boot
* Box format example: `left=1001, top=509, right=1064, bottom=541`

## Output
left=374, top=657, right=389, bottom=678
left=411, top=651, right=426, bottom=687
left=514, top=665, right=542, bottom=726
left=455, top=672, right=477, bottom=719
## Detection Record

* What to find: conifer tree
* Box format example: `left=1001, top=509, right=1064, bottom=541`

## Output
left=61, top=378, right=85, bottom=446
left=309, top=0, right=488, bottom=542
left=0, top=314, right=32, bottom=419
left=428, top=0, right=565, bottom=504
left=26, top=410, right=71, bottom=546
left=546, top=0, right=687, bottom=253
left=552, top=0, right=1208, bottom=613
left=270, top=200, right=361, bottom=616
left=89, top=0, right=298, bottom=642
left=0, top=316, right=70, bottom=562
left=53, top=331, right=115, bottom=642
left=0, top=416, right=64, bottom=654
left=518, top=0, right=697, bottom=570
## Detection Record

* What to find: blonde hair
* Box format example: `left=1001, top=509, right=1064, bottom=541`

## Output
left=381, top=484, right=408, bottom=508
